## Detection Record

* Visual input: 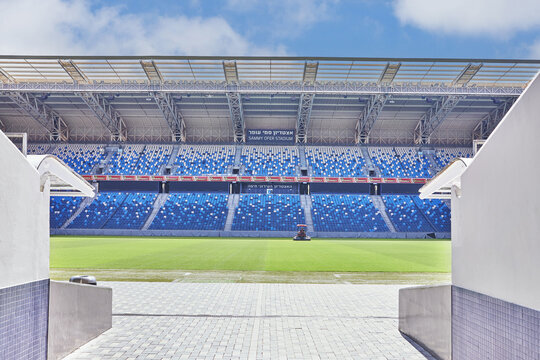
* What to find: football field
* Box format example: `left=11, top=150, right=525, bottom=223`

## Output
left=50, top=236, right=450, bottom=282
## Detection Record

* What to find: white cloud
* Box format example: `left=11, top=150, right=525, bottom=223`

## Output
left=0, top=0, right=286, bottom=55
left=226, top=0, right=339, bottom=37
left=393, top=0, right=540, bottom=37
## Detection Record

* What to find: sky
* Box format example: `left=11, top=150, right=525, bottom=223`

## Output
left=0, top=0, right=540, bottom=59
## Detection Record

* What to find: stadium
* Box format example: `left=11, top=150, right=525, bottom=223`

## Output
left=1, top=55, right=539, bottom=360
left=3, top=56, right=532, bottom=238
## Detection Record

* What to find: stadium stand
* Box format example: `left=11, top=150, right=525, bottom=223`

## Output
left=305, top=147, right=366, bottom=177
left=103, top=193, right=157, bottom=229
left=68, top=192, right=127, bottom=229
left=131, top=146, right=172, bottom=175
left=412, top=197, right=451, bottom=232
left=231, top=194, right=305, bottom=231
left=241, top=146, right=299, bottom=176
left=52, top=144, right=107, bottom=174
left=382, top=195, right=433, bottom=232
left=27, top=144, right=49, bottom=154
left=36, top=144, right=463, bottom=236
left=105, top=145, right=144, bottom=175
left=434, top=147, right=474, bottom=168
left=369, top=147, right=404, bottom=178
left=311, top=194, right=388, bottom=232
left=394, top=147, right=432, bottom=178
left=50, top=196, right=83, bottom=228
left=149, top=193, right=229, bottom=230
left=173, top=145, right=235, bottom=175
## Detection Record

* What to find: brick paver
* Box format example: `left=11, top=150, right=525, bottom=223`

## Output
left=64, top=283, right=434, bottom=360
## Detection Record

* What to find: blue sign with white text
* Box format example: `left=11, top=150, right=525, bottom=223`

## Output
left=246, top=129, right=295, bottom=144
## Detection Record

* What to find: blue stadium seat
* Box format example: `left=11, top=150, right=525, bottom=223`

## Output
left=50, top=196, right=83, bottom=228
left=435, top=147, right=473, bottom=168
left=231, top=194, right=304, bottom=231
left=173, top=145, right=235, bottom=175
left=413, top=197, right=451, bottom=232
left=311, top=194, right=388, bottom=232
left=150, top=193, right=229, bottom=230
left=241, top=146, right=299, bottom=176
left=105, top=145, right=144, bottom=175
left=305, top=147, right=366, bottom=177
left=131, top=146, right=172, bottom=175
left=103, top=193, right=157, bottom=229
left=68, top=192, right=127, bottom=229
left=394, top=147, right=431, bottom=178
left=52, top=144, right=106, bottom=174
left=382, top=195, right=433, bottom=232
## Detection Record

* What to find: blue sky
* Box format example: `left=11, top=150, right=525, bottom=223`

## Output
left=1, top=0, right=540, bottom=59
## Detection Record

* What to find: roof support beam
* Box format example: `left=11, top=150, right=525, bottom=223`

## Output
left=296, top=61, right=318, bottom=143
left=414, top=95, right=465, bottom=144
left=226, top=92, right=245, bottom=143
left=140, top=60, right=163, bottom=83
left=355, top=94, right=388, bottom=144
left=4, top=92, right=68, bottom=141
left=0, top=69, right=14, bottom=83
left=453, top=63, right=482, bottom=86
left=296, top=93, right=314, bottom=143
left=76, top=92, right=127, bottom=142
left=223, top=61, right=245, bottom=143
left=59, top=60, right=88, bottom=83
left=223, top=60, right=239, bottom=83
left=0, top=82, right=524, bottom=96
left=153, top=92, right=186, bottom=142
left=472, top=98, right=515, bottom=140
left=378, top=62, right=401, bottom=84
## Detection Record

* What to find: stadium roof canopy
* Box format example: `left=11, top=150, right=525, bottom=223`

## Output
left=0, top=56, right=538, bottom=145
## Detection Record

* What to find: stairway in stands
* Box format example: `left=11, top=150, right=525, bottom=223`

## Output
left=361, top=146, right=380, bottom=177
left=93, top=146, right=117, bottom=174
left=298, top=146, right=308, bottom=175
left=60, top=195, right=95, bottom=229
left=423, top=150, right=441, bottom=177
left=224, top=194, right=240, bottom=231
left=142, top=193, right=170, bottom=230
left=162, top=145, right=180, bottom=174
left=369, top=195, right=397, bottom=232
left=300, top=195, right=314, bottom=233
left=233, top=145, right=243, bottom=174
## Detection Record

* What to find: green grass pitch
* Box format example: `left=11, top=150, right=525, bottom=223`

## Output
left=50, top=236, right=451, bottom=273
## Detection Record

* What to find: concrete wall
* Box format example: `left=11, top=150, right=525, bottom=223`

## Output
left=48, top=281, right=112, bottom=360
left=399, top=285, right=451, bottom=360
left=0, top=130, right=49, bottom=288
left=452, top=73, right=540, bottom=311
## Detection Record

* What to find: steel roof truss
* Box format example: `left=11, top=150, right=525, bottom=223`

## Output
left=153, top=92, right=186, bottom=142
left=4, top=92, right=68, bottom=141
left=296, top=93, right=315, bottom=143
left=472, top=98, right=515, bottom=140
left=76, top=92, right=127, bottom=142
left=414, top=95, right=465, bottom=144
left=355, top=94, right=388, bottom=144
left=226, top=92, right=245, bottom=143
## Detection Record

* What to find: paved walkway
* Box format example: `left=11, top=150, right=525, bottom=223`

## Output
left=65, top=283, right=434, bottom=360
